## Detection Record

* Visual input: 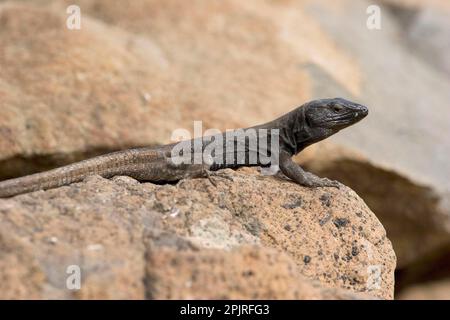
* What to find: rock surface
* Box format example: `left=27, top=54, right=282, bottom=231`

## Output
left=0, top=170, right=395, bottom=299
left=1, top=0, right=449, bottom=298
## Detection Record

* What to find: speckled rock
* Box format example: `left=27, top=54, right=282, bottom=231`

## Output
left=0, top=169, right=396, bottom=299
left=146, top=246, right=377, bottom=300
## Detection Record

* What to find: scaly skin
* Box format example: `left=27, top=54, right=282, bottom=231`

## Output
left=0, top=98, right=368, bottom=197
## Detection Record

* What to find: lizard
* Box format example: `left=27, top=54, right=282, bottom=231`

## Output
left=0, top=98, right=368, bottom=198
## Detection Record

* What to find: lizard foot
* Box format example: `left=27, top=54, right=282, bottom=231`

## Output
left=301, top=172, right=340, bottom=188
left=201, top=168, right=217, bottom=187
left=203, top=170, right=234, bottom=186
left=311, top=178, right=340, bottom=188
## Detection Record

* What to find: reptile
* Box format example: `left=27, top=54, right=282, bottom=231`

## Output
left=0, top=98, right=368, bottom=198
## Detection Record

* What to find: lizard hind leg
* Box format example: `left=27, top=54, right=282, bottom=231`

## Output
left=184, top=164, right=234, bottom=187
left=164, top=157, right=215, bottom=183
left=164, top=149, right=233, bottom=186
left=167, top=162, right=233, bottom=187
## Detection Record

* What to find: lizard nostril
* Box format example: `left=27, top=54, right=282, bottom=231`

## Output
left=359, top=105, right=368, bottom=115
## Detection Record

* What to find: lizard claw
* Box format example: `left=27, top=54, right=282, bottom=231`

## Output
left=201, top=168, right=218, bottom=187
left=319, top=178, right=341, bottom=189
left=302, top=173, right=341, bottom=188
left=313, top=178, right=340, bottom=188
left=202, top=169, right=234, bottom=187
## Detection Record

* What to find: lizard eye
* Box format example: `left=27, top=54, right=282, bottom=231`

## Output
left=332, top=104, right=343, bottom=112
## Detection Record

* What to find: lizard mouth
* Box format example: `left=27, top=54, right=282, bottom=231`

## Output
left=335, top=106, right=368, bottom=122
left=331, top=112, right=364, bottom=122
left=326, top=110, right=367, bottom=128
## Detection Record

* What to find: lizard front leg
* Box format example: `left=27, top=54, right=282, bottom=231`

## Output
left=279, top=151, right=340, bottom=188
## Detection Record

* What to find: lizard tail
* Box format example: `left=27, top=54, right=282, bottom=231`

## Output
left=0, top=148, right=159, bottom=198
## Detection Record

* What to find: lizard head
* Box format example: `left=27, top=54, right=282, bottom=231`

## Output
left=304, top=97, right=368, bottom=132
left=290, top=98, right=368, bottom=152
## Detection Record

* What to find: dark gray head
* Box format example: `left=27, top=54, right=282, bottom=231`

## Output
left=290, top=98, right=368, bottom=153
left=304, top=98, right=368, bottom=131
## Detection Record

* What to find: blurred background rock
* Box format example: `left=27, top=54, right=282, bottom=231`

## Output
left=0, top=0, right=449, bottom=299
